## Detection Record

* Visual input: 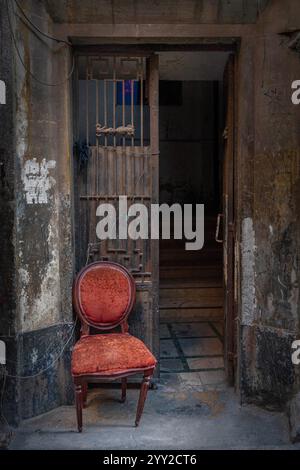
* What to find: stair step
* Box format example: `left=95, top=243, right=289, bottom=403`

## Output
left=160, top=245, right=221, bottom=253
left=159, top=214, right=223, bottom=322
left=160, top=267, right=222, bottom=279
left=160, top=279, right=222, bottom=288
left=161, top=261, right=222, bottom=269
left=160, top=239, right=220, bottom=248
left=160, top=307, right=223, bottom=322
left=160, top=250, right=222, bottom=266
left=160, top=287, right=223, bottom=309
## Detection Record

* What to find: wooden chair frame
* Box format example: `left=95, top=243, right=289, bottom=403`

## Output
left=72, top=261, right=155, bottom=432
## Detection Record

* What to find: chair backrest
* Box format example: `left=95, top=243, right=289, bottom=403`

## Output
left=73, top=261, right=136, bottom=331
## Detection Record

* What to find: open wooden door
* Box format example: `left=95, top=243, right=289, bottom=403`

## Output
left=222, top=54, right=236, bottom=385
left=73, top=53, right=159, bottom=363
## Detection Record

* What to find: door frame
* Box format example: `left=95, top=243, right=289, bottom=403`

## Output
left=71, top=44, right=239, bottom=384
left=222, top=53, right=237, bottom=385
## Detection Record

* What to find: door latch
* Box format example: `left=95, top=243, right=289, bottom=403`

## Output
left=215, top=213, right=224, bottom=243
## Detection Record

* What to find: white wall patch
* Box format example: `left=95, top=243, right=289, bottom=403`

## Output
left=241, top=217, right=256, bottom=326
left=0, top=80, right=6, bottom=105
left=22, top=158, right=56, bottom=204
left=0, top=340, right=6, bottom=365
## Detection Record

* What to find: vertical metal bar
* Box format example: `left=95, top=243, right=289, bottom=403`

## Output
left=140, top=58, right=144, bottom=147
left=86, top=56, right=89, bottom=145
left=104, top=79, right=108, bottom=147
left=113, top=57, right=117, bottom=147
left=131, top=79, right=134, bottom=147
left=96, top=78, right=99, bottom=130
left=96, top=76, right=99, bottom=195
left=122, top=79, right=125, bottom=147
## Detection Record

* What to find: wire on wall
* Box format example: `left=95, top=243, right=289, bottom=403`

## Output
left=5, top=0, right=75, bottom=87
left=0, top=367, right=9, bottom=428
left=0, top=319, right=77, bottom=426
left=2, top=319, right=77, bottom=381
left=13, top=0, right=72, bottom=47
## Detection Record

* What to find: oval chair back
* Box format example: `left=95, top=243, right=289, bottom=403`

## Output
left=73, top=261, right=136, bottom=332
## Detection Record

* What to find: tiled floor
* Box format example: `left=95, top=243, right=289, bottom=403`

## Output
left=160, top=321, right=225, bottom=387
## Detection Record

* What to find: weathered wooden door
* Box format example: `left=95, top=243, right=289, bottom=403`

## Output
left=73, top=54, right=159, bottom=361
left=222, top=54, right=236, bottom=385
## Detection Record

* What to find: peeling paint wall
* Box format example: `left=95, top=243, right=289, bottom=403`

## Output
left=241, top=217, right=256, bottom=326
left=237, top=0, right=300, bottom=408
left=2, top=0, right=300, bottom=425
left=0, top=0, right=19, bottom=425
left=1, top=0, right=74, bottom=422
left=13, top=0, right=73, bottom=334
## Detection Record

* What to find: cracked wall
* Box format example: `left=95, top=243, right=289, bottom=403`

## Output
left=1, top=0, right=300, bottom=425
left=0, top=0, right=74, bottom=423
left=237, top=1, right=300, bottom=408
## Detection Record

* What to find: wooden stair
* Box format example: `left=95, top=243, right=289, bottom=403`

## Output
left=160, top=216, right=224, bottom=322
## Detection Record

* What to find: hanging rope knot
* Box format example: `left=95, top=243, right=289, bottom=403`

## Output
left=96, top=124, right=135, bottom=137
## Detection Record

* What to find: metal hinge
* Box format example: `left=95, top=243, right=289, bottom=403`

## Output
left=228, top=222, right=235, bottom=232
left=227, top=352, right=237, bottom=361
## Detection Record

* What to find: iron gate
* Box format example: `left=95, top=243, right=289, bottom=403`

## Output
left=73, top=52, right=159, bottom=357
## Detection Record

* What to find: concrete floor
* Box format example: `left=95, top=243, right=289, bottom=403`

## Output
left=9, top=374, right=300, bottom=450
left=160, top=321, right=224, bottom=375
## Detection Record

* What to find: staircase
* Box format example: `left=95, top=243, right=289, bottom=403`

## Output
left=160, top=216, right=224, bottom=322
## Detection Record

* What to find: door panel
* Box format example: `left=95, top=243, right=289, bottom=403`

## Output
left=74, top=54, right=159, bottom=359
left=223, top=54, right=236, bottom=385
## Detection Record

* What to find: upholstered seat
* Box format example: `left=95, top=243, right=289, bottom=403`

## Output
left=72, top=333, right=157, bottom=376
left=72, top=261, right=157, bottom=432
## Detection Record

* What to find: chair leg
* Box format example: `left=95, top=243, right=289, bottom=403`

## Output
left=121, top=378, right=127, bottom=403
left=82, top=383, right=88, bottom=408
left=135, top=372, right=152, bottom=427
left=75, top=384, right=83, bottom=433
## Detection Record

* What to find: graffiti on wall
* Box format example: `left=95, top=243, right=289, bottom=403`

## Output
left=22, top=158, right=56, bottom=205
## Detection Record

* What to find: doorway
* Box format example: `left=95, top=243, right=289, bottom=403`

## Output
left=73, top=48, right=236, bottom=386
left=158, top=51, right=235, bottom=388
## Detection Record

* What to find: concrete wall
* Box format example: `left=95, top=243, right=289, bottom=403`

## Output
left=1, top=0, right=300, bottom=428
left=0, top=0, right=19, bottom=426
left=44, top=0, right=269, bottom=25
left=237, top=2, right=300, bottom=409
left=0, top=0, right=74, bottom=423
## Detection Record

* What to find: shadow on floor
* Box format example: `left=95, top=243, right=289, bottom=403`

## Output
left=9, top=375, right=299, bottom=450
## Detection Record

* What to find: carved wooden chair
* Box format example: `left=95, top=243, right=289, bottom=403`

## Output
left=71, top=261, right=157, bottom=432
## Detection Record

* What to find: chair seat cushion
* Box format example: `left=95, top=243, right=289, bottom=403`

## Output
left=72, top=333, right=157, bottom=376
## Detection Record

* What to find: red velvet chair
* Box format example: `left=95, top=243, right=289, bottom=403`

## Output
left=71, top=261, right=157, bottom=432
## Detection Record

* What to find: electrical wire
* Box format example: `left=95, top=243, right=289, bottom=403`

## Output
left=0, top=320, right=76, bottom=427
left=13, top=0, right=72, bottom=47
left=3, top=319, right=77, bottom=380
left=0, top=321, right=76, bottom=427
left=5, top=0, right=75, bottom=87
left=1, top=0, right=77, bottom=389
left=0, top=367, right=9, bottom=427
left=2, top=322, right=76, bottom=367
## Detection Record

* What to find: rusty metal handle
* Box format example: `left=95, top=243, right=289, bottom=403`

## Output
left=215, top=213, right=224, bottom=243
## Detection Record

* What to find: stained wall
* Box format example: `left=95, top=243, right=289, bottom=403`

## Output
left=1, top=0, right=300, bottom=429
